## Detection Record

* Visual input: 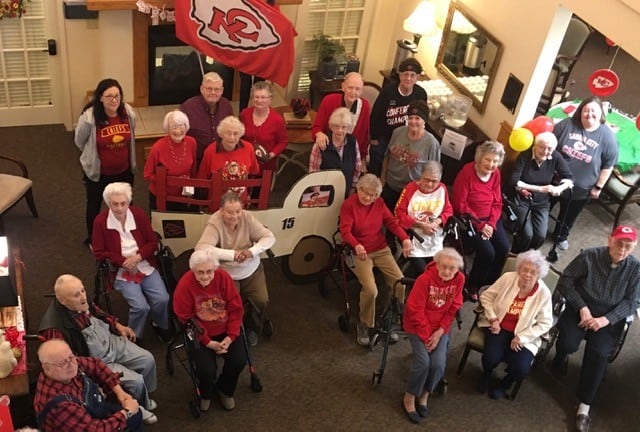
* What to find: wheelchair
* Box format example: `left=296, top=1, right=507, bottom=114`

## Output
left=165, top=316, right=264, bottom=418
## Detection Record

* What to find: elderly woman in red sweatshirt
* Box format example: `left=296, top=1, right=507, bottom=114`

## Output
left=339, top=173, right=412, bottom=347
left=402, top=247, right=465, bottom=424
left=172, top=247, right=245, bottom=413
left=452, top=141, right=509, bottom=301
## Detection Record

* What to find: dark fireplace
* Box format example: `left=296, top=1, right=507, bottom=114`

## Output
left=148, top=24, right=234, bottom=106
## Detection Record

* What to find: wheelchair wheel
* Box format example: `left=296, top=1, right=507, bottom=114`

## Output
left=282, top=236, right=333, bottom=284
left=262, top=319, right=274, bottom=338
left=338, top=314, right=349, bottom=333
left=608, top=321, right=630, bottom=363
left=165, top=351, right=174, bottom=376
left=189, top=399, right=201, bottom=418
left=369, top=333, right=379, bottom=348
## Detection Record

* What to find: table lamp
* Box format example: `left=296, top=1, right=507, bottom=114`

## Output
left=393, top=2, right=436, bottom=73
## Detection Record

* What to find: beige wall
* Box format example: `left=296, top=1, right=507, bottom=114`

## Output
left=58, top=0, right=640, bottom=134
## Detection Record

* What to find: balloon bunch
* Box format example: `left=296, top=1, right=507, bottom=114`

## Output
left=508, top=116, right=554, bottom=151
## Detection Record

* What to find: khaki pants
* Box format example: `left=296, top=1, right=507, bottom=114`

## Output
left=350, top=247, right=404, bottom=327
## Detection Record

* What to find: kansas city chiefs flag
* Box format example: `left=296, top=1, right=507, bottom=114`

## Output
left=175, top=0, right=297, bottom=88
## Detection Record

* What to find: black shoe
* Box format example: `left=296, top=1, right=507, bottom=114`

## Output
left=402, top=404, right=422, bottom=424
left=152, top=324, right=174, bottom=343
left=489, top=386, right=506, bottom=400
left=415, top=403, right=428, bottom=418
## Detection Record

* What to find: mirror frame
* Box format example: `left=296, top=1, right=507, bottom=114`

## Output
left=435, top=1, right=504, bottom=113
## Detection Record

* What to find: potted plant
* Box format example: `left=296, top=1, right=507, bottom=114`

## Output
left=313, top=33, right=345, bottom=80
left=290, top=97, right=311, bottom=118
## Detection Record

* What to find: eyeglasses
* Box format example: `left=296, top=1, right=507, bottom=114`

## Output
left=358, top=188, right=378, bottom=199
left=203, top=86, right=223, bottom=93
left=45, top=354, right=77, bottom=368
left=102, top=94, right=121, bottom=101
left=169, top=124, right=186, bottom=131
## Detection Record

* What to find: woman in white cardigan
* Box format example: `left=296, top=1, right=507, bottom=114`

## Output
left=477, top=249, right=553, bottom=399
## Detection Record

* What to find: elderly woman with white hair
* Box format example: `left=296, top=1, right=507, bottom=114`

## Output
left=308, top=107, right=362, bottom=195
left=91, top=182, right=171, bottom=341
left=197, top=116, right=260, bottom=198
left=452, top=141, right=509, bottom=301
left=477, top=249, right=553, bottom=399
left=143, top=109, right=197, bottom=211
left=339, top=174, right=412, bottom=346
left=402, top=247, right=465, bottom=423
left=172, top=247, right=245, bottom=412
left=508, top=131, right=573, bottom=253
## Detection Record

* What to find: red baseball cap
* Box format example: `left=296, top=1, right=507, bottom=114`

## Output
left=611, top=225, right=637, bottom=241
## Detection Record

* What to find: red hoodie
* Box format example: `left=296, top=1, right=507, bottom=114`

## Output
left=403, top=261, right=465, bottom=343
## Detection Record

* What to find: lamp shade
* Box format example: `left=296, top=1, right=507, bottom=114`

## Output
left=403, top=2, right=436, bottom=37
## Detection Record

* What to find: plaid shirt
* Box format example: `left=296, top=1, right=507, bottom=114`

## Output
left=34, top=356, right=127, bottom=432
left=40, top=304, right=120, bottom=341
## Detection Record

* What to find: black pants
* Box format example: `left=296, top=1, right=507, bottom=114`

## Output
left=192, top=334, right=246, bottom=399
left=550, top=188, right=589, bottom=243
left=554, top=305, right=625, bottom=404
left=464, top=219, right=509, bottom=293
left=84, top=170, right=134, bottom=239
left=239, top=73, right=266, bottom=112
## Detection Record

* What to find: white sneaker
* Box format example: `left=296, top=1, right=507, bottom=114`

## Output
left=558, top=240, right=569, bottom=251
left=357, top=322, right=370, bottom=346
left=147, top=399, right=157, bottom=411
left=200, top=398, right=211, bottom=412
left=140, top=407, right=158, bottom=424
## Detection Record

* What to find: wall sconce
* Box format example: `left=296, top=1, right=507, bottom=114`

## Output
left=403, top=1, right=437, bottom=46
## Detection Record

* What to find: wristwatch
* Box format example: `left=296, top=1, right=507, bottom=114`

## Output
left=123, top=408, right=133, bottom=419
left=594, top=185, right=603, bottom=190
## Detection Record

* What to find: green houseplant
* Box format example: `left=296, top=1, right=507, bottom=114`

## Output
left=313, top=33, right=345, bottom=79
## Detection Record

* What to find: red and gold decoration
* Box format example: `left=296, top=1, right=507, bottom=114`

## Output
left=0, top=0, right=30, bottom=20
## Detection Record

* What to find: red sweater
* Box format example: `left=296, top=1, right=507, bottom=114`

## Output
left=339, top=193, right=408, bottom=253
left=395, top=181, right=453, bottom=229
left=403, top=261, right=465, bottom=342
left=172, top=269, right=243, bottom=345
left=452, top=162, right=503, bottom=230
left=143, top=135, right=197, bottom=196
left=197, top=140, right=260, bottom=180
left=239, top=107, right=288, bottom=172
left=311, top=93, right=371, bottom=157
left=91, top=206, right=158, bottom=268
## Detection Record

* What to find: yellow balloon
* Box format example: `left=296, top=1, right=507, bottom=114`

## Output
left=509, top=127, right=534, bottom=152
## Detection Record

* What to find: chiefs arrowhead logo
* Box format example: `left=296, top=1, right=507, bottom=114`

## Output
left=591, top=76, right=615, bottom=89
left=573, top=141, right=586, bottom=152
left=190, top=0, right=280, bottom=51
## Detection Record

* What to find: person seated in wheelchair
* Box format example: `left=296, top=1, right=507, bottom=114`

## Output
left=395, top=161, right=453, bottom=276
left=195, top=190, right=275, bottom=347
left=172, top=247, right=246, bottom=413
left=38, top=275, right=159, bottom=424
left=34, top=339, right=143, bottom=432
left=452, top=141, right=509, bottom=301
left=476, top=249, right=553, bottom=399
left=507, top=132, right=573, bottom=253
left=551, top=225, right=640, bottom=432
left=402, top=247, right=464, bottom=424
left=91, top=182, right=171, bottom=342
left=339, top=173, right=412, bottom=347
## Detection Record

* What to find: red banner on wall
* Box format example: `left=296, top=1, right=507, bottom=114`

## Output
left=175, top=0, right=297, bottom=88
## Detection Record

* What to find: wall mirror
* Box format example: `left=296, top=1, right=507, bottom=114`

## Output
left=435, top=2, right=503, bottom=113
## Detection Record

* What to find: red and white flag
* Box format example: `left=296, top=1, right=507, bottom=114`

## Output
left=175, top=0, right=297, bottom=88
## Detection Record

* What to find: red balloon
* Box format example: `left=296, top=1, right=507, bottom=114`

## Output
left=523, top=116, right=554, bottom=136
left=636, top=114, right=640, bottom=131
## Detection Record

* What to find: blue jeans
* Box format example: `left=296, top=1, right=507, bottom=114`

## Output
left=114, top=269, right=170, bottom=338
left=406, top=333, right=449, bottom=396
left=482, top=329, right=534, bottom=386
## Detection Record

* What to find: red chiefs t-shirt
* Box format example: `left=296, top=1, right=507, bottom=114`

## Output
left=500, top=283, right=538, bottom=333
left=97, top=116, right=131, bottom=175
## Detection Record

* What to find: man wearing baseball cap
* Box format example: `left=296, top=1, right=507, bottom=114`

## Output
left=551, top=225, right=640, bottom=432
left=369, top=58, right=427, bottom=177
